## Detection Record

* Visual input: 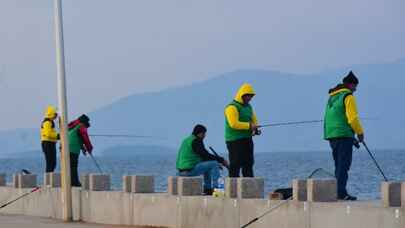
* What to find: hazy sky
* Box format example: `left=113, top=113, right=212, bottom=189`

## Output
left=0, top=0, right=403, bottom=130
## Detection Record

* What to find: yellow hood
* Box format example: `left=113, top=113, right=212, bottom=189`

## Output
left=44, top=106, right=57, bottom=119
left=234, top=83, right=256, bottom=103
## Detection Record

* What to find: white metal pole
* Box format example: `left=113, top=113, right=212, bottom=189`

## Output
left=53, top=0, right=72, bottom=221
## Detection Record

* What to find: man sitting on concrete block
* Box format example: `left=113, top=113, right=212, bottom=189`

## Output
left=176, top=124, right=229, bottom=195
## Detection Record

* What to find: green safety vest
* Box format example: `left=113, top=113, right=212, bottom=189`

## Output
left=68, top=125, right=83, bottom=154
left=324, top=91, right=354, bottom=139
left=176, top=135, right=201, bottom=170
left=225, top=100, right=253, bottom=142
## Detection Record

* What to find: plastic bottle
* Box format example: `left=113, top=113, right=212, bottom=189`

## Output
left=213, top=170, right=225, bottom=197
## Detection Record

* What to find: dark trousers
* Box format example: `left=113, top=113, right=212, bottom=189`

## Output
left=70, top=153, right=81, bottom=187
left=41, top=141, right=57, bottom=173
left=329, top=138, right=353, bottom=198
left=227, top=137, right=254, bottom=177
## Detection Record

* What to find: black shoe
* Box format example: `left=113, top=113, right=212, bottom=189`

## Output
left=203, top=188, right=213, bottom=195
left=72, top=182, right=82, bottom=187
left=339, top=194, right=357, bottom=201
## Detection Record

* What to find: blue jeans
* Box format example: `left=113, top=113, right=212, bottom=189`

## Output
left=177, top=161, right=220, bottom=190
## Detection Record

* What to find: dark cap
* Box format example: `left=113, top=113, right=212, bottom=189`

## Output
left=78, top=114, right=90, bottom=127
left=192, top=124, right=207, bottom=136
left=342, top=71, right=359, bottom=85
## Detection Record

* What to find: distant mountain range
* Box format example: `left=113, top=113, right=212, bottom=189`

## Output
left=1, top=58, right=404, bottom=157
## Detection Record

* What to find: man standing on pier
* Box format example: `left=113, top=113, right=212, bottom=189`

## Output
left=324, top=71, right=364, bottom=201
left=225, top=83, right=261, bottom=178
left=40, top=105, right=60, bottom=173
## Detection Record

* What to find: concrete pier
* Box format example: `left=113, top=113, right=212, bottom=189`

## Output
left=0, top=176, right=404, bottom=228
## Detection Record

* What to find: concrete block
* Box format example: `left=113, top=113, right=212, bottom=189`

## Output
left=167, top=176, right=177, bottom=195
left=122, top=175, right=132, bottom=192
left=18, top=174, right=37, bottom=188
left=0, top=173, right=5, bottom=186
left=44, top=173, right=61, bottom=187
left=237, top=177, right=264, bottom=199
left=381, top=181, right=401, bottom=207
left=50, top=173, right=61, bottom=187
left=177, top=176, right=203, bottom=196
left=131, top=175, right=154, bottom=193
left=293, top=179, right=307, bottom=201
left=402, top=182, right=405, bottom=208
left=44, top=173, right=50, bottom=186
left=80, top=174, right=90, bottom=190
left=307, top=178, right=337, bottom=202
left=225, top=178, right=237, bottom=198
left=12, top=174, right=20, bottom=188
left=89, top=174, right=110, bottom=191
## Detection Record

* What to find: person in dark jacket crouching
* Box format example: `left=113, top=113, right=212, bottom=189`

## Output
left=176, top=124, right=229, bottom=195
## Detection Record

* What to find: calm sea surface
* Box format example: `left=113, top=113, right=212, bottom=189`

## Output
left=1, top=150, right=404, bottom=200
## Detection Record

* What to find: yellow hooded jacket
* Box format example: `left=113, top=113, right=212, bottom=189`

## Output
left=329, top=88, right=364, bottom=135
left=40, top=106, right=59, bottom=142
left=225, top=83, right=258, bottom=130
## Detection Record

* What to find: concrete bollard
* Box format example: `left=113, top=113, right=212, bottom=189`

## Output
left=131, top=175, right=154, bottom=193
left=381, top=182, right=401, bottom=207
left=402, top=182, right=405, bottom=208
left=167, top=176, right=178, bottom=195
left=122, top=175, right=132, bottom=193
left=80, top=174, right=90, bottom=190
left=225, top=178, right=237, bottom=198
left=89, top=174, right=111, bottom=191
left=0, top=173, right=6, bottom=186
left=44, top=173, right=61, bottom=187
left=13, top=174, right=20, bottom=188
left=237, top=177, right=264, bottom=199
left=307, top=179, right=337, bottom=202
left=177, top=176, right=203, bottom=196
left=44, top=173, right=50, bottom=186
left=18, top=174, right=37, bottom=188
left=293, top=179, right=307, bottom=201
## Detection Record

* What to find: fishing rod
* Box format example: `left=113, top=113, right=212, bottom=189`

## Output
left=89, top=153, right=104, bottom=173
left=361, top=141, right=388, bottom=181
left=208, top=146, right=221, bottom=158
left=241, top=168, right=333, bottom=228
left=258, top=117, right=378, bottom=128
left=209, top=146, right=229, bottom=170
left=0, top=186, right=41, bottom=209
left=259, top=120, right=323, bottom=128
left=90, top=134, right=163, bottom=139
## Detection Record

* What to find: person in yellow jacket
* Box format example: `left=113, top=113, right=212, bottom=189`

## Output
left=40, top=106, right=60, bottom=172
left=324, top=71, right=364, bottom=201
left=225, top=83, right=261, bottom=177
